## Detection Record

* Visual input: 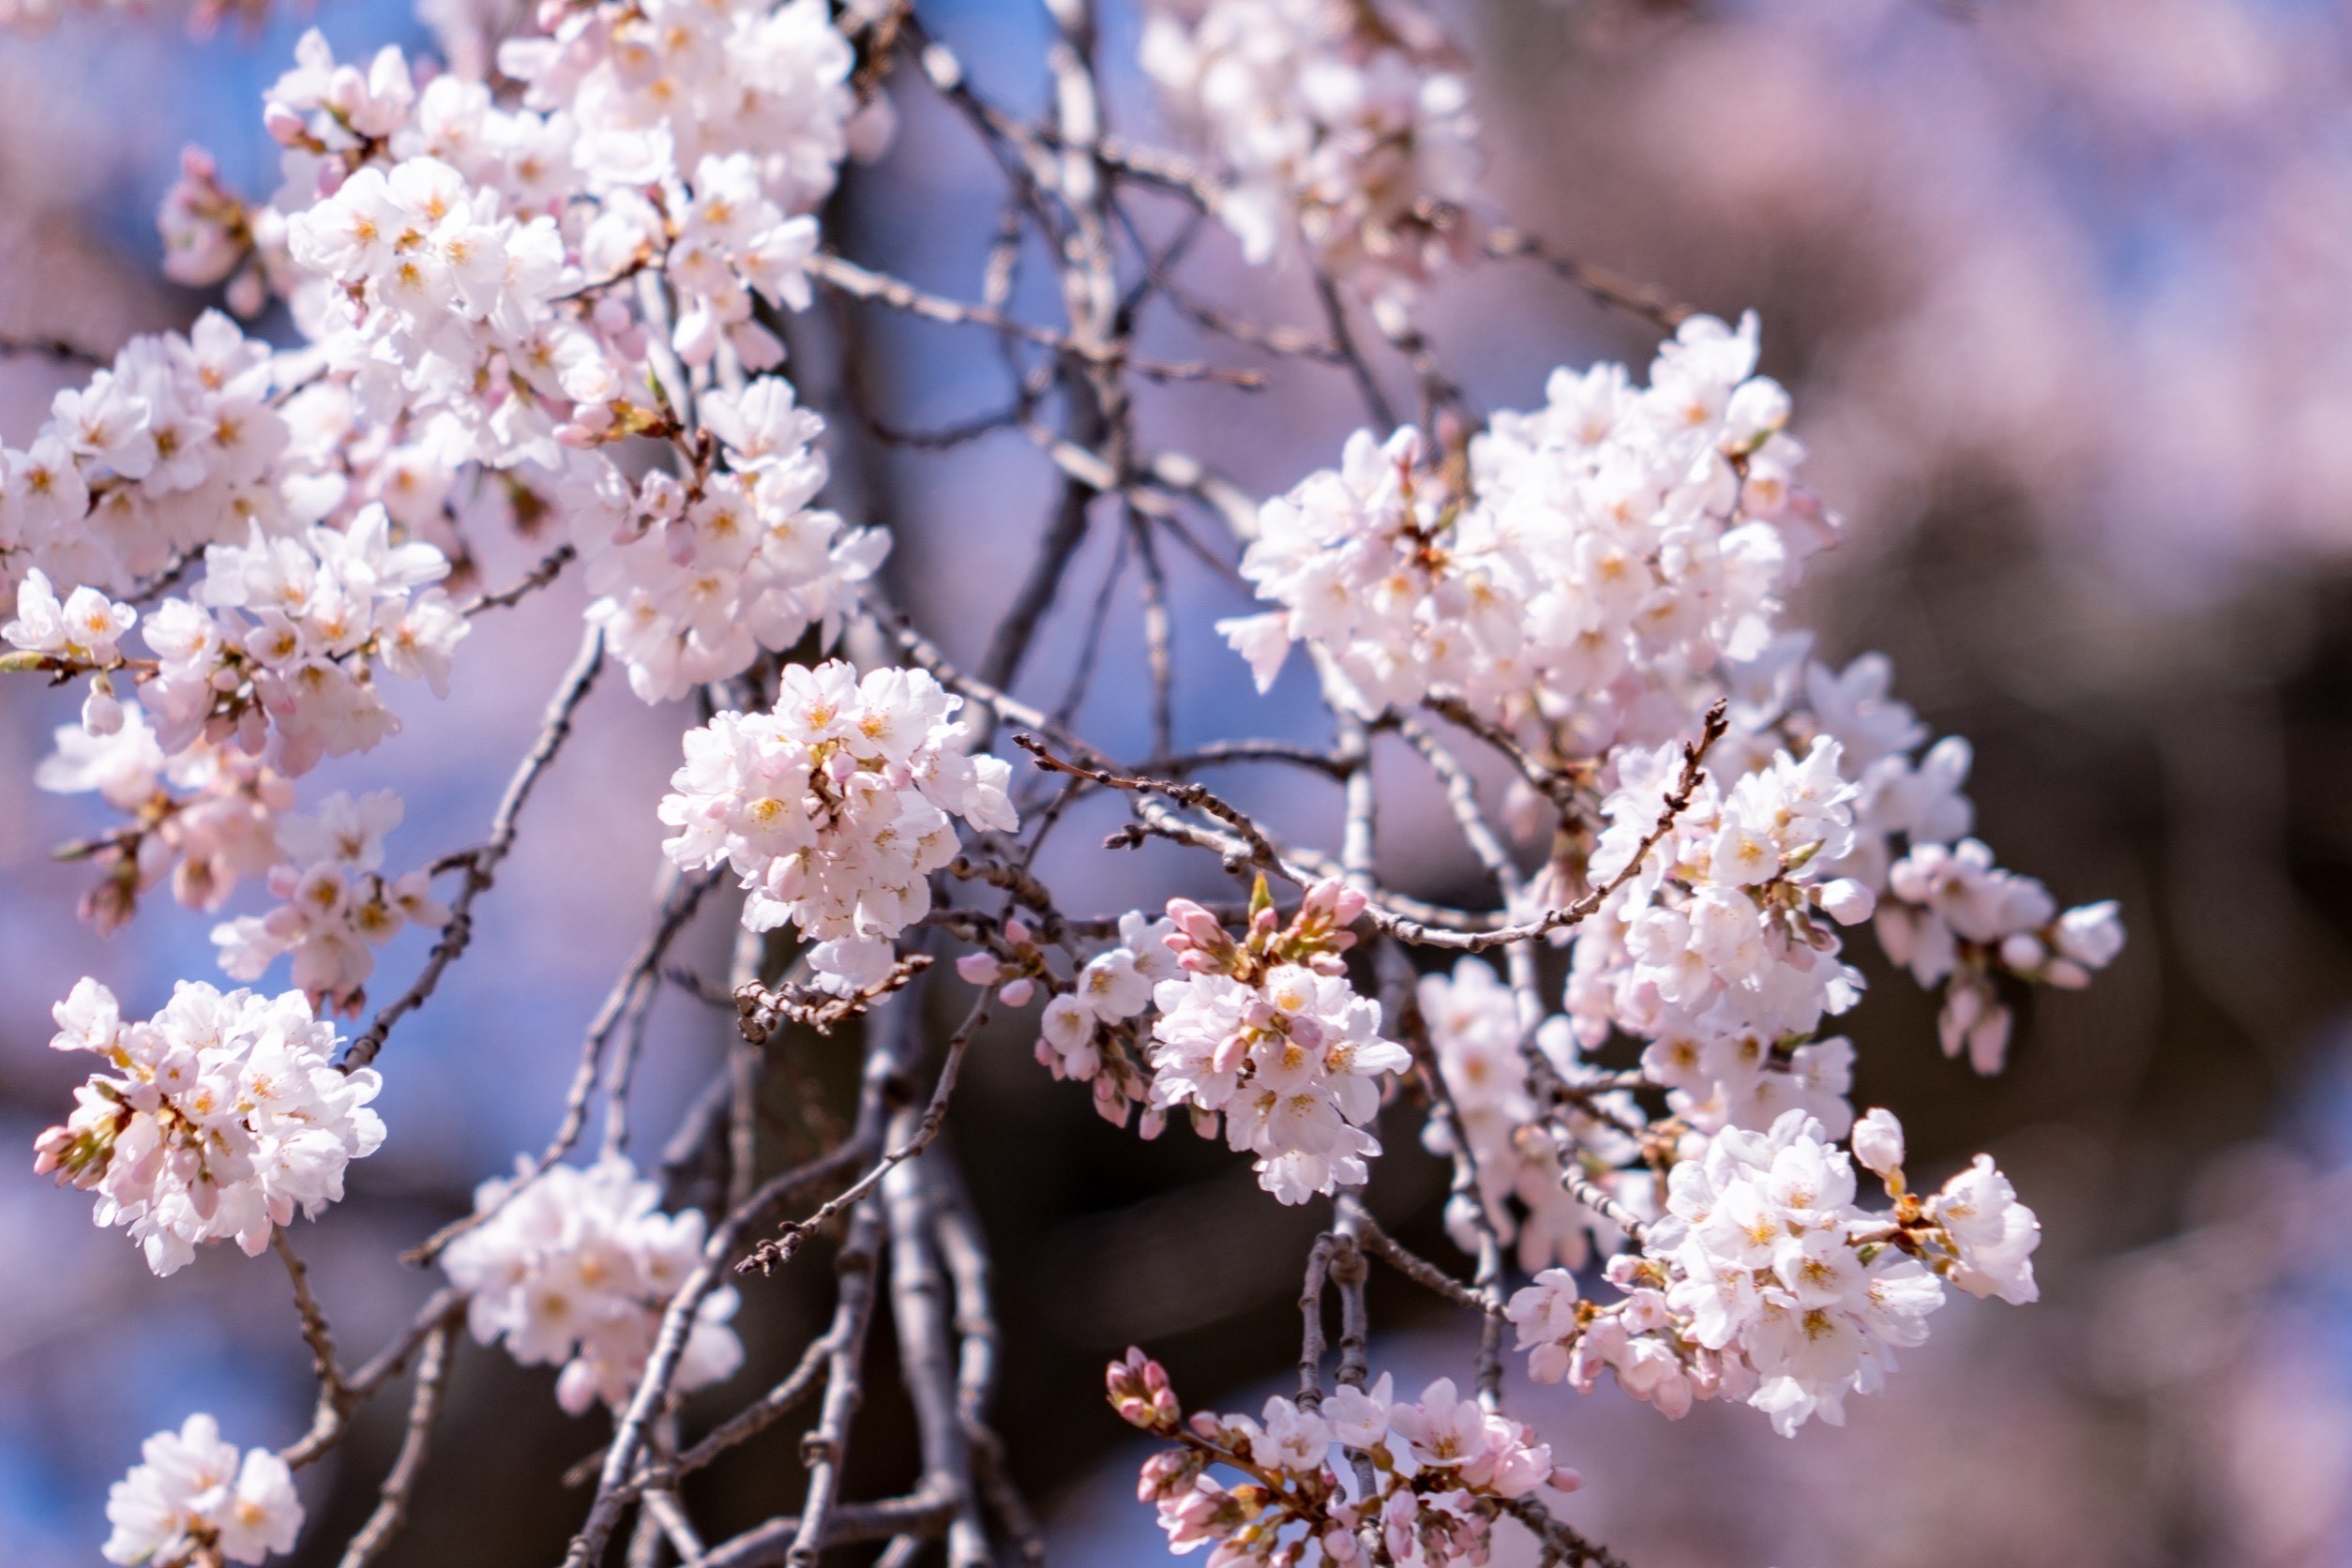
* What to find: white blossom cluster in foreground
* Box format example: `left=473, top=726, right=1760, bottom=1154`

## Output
left=660, top=659, right=1018, bottom=991
left=0, top=0, right=2133, bottom=1560
left=103, top=1413, right=302, bottom=1568
left=1505, top=1106, right=2035, bottom=1436
left=36, top=978, right=383, bottom=1275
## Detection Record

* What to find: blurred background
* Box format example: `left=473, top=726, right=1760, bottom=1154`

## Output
left=5, top=0, right=2352, bottom=1564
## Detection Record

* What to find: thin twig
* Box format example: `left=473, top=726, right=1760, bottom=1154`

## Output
left=342, top=626, right=605, bottom=1071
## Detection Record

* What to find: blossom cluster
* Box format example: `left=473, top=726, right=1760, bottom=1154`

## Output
left=440, top=1155, right=745, bottom=1416
left=660, top=659, right=1018, bottom=991
left=210, top=789, right=450, bottom=1012
left=1220, top=314, right=1825, bottom=731
left=957, top=908, right=1183, bottom=1129
left=0, top=309, right=291, bottom=603
left=143, top=505, right=465, bottom=774
left=569, top=380, right=888, bottom=702
left=1144, top=879, right=1409, bottom=1204
left=1416, top=957, right=1652, bottom=1274
left=1564, top=667, right=2122, bottom=1105
left=35, top=705, right=287, bottom=933
left=1110, top=1349, right=1575, bottom=1568
left=500, top=0, right=877, bottom=214
left=1506, top=1108, right=2038, bottom=1436
left=1141, top=0, right=1478, bottom=292
left=103, top=1414, right=302, bottom=1568
left=34, top=978, right=384, bottom=1276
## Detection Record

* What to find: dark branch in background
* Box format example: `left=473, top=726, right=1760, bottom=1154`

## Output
left=0, top=330, right=106, bottom=366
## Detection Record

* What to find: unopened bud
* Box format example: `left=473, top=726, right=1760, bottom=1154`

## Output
left=1817, top=878, right=1874, bottom=925
left=1852, top=1107, right=1906, bottom=1184
left=263, top=102, right=309, bottom=148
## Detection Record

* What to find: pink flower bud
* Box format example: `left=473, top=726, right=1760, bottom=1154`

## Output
left=2043, top=957, right=2091, bottom=989
left=956, top=952, right=1002, bottom=987
left=1211, top=1032, right=1250, bottom=1075
left=263, top=102, right=309, bottom=148
left=996, top=977, right=1035, bottom=1008
left=1004, top=918, right=1032, bottom=946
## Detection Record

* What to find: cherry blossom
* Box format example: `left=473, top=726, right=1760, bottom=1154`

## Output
left=659, top=660, right=1018, bottom=990
left=34, top=978, right=384, bottom=1275
left=210, top=789, right=451, bottom=1012
left=1109, top=1349, right=1571, bottom=1567
left=1141, top=0, right=1478, bottom=293
left=1144, top=878, right=1410, bottom=1203
left=103, top=1413, right=302, bottom=1567
left=440, top=1155, right=744, bottom=1416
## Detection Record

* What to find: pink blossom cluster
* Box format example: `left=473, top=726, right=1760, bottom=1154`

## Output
left=1221, top=315, right=1828, bottom=728
left=210, top=789, right=450, bottom=1012
left=1111, top=1349, right=1576, bottom=1568
left=660, top=660, right=1019, bottom=991
left=1506, top=1108, right=2039, bottom=1437
left=35, top=708, right=289, bottom=935
left=34, top=978, right=384, bottom=1276
left=141, top=505, right=466, bottom=775
left=956, top=908, right=1183, bottom=1128
left=1144, top=880, right=1410, bottom=1204
left=0, top=310, right=292, bottom=603
left=1416, top=957, right=1650, bottom=1274
left=1140, top=0, right=1478, bottom=292
left=500, top=0, right=877, bottom=214
left=568, top=380, right=887, bottom=701
left=440, top=1155, right=745, bottom=1416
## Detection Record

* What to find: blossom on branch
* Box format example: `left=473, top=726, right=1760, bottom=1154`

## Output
left=660, top=659, right=1018, bottom=991
left=103, top=1413, right=301, bottom=1567
left=34, top=978, right=384, bottom=1275
left=442, top=1155, right=742, bottom=1416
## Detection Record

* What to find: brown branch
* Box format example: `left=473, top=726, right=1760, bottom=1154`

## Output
left=342, top=625, right=605, bottom=1070
left=1347, top=1204, right=1506, bottom=1319
left=1479, top=222, right=1693, bottom=335
left=737, top=989, right=993, bottom=1276
left=809, top=252, right=1261, bottom=386
left=1499, top=1496, right=1633, bottom=1568
left=785, top=1199, right=892, bottom=1568
left=334, top=1316, right=458, bottom=1568
left=689, top=1491, right=958, bottom=1568
left=735, top=956, right=934, bottom=1043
